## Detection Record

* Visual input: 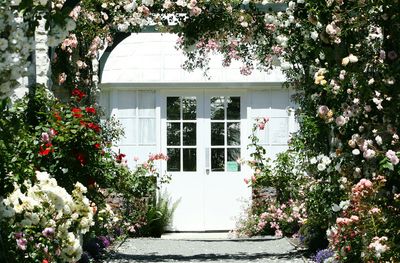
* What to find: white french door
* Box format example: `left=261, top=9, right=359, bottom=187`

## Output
left=161, top=90, right=251, bottom=231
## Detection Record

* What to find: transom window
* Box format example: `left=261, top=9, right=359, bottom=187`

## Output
left=210, top=96, right=241, bottom=172
left=166, top=96, right=197, bottom=172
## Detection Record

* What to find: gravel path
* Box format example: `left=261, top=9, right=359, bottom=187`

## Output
left=105, top=236, right=305, bottom=263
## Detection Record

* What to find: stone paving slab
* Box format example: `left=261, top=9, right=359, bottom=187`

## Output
left=105, top=235, right=305, bottom=263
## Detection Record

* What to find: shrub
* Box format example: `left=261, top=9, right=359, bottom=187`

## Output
left=0, top=171, right=93, bottom=263
left=139, top=191, right=179, bottom=238
left=235, top=119, right=307, bottom=238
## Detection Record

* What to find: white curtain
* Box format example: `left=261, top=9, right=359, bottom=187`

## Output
left=139, top=118, right=156, bottom=144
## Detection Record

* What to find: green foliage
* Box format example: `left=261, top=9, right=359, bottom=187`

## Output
left=139, top=191, right=179, bottom=238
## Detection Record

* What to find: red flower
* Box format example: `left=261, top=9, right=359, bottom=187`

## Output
left=87, top=122, right=101, bottom=133
left=94, top=143, right=101, bottom=149
left=116, top=153, right=126, bottom=163
left=54, top=112, right=62, bottom=121
left=85, top=107, right=96, bottom=114
left=76, top=153, right=86, bottom=166
left=42, top=260, right=49, bottom=263
left=71, top=108, right=83, bottom=118
left=39, top=143, right=53, bottom=156
left=71, top=88, right=86, bottom=101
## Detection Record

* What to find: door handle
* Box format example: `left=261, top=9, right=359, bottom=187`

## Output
left=206, top=168, right=210, bottom=175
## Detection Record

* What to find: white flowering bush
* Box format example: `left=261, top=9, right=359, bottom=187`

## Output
left=0, top=171, right=94, bottom=262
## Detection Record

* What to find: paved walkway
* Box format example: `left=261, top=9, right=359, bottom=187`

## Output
left=105, top=233, right=305, bottom=263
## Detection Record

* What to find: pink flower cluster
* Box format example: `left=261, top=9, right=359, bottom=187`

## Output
left=335, top=215, right=359, bottom=226
left=368, top=236, right=389, bottom=259
left=61, top=33, right=78, bottom=54
left=351, top=179, right=373, bottom=202
left=188, top=0, right=202, bottom=16
left=256, top=199, right=307, bottom=238
left=196, top=39, right=220, bottom=52
left=148, top=153, right=169, bottom=161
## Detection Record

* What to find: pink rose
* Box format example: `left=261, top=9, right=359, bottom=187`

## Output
left=386, top=150, right=399, bottom=165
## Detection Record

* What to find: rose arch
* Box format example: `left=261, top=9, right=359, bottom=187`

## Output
left=1, top=0, right=399, bottom=262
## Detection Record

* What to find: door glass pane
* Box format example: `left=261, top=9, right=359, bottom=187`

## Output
left=167, top=123, right=180, bottom=146
left=211, top=123, right=225, bottom=146
left=211, top=148, right=225, bottom=171
left=167, top=148, right=180, bottom=171
left=227, top=97, right=240, bottom=120
left=167, top=97, right=180, bottom=120
left=183, top=148, right=196, bottom=171
left=183, top=123, right=196, bottom=146
left=182, top=97, right=197, bottom=120
left=227, top=122, right=240, bottom=146
left=227, top=148, right=241, bottom=172
left=210, top=97, right=225, bottom=120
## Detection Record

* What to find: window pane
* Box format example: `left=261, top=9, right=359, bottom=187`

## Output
left=167, top=148, right=180, bottom=171
left=138, top=91, right=155, bottom=117
left=182, top=97, right=197, bottom=120
left=139, top=118, right=156, bottom=144
left=118, top=91, right=136, bottom=117
left=119, top=118, right=136, bottom=145
left=183, top=148, right=196, bottom=171
left=227, top=148, right=241, bottom=172
left=167, top=97, right=180, bottom=120
left=227, top=97, right=240, bottom=120
left=167, top=123, right=180, bottom=146
left=183, top=123, right=196, bottom=146
left=210, top=97, right=225, bottom=120
left=227, top=122, right=240, bottom=146
left=211, top=148, right=225, bottom=171
left=211, top=122, right=225, bottom=146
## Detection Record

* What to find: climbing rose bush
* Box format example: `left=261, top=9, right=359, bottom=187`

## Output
left=0, top=171, right=94, bottom=262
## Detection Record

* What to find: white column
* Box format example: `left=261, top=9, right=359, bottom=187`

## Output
left=35, top=18, right=52, bottom=89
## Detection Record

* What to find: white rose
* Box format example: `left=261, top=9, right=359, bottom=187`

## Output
left=335, top=115, right=347, bottom=126
left=348, top=54, right=358, bottom=63
left=124, top=1, right=137, bottom=11
left=36, top=171, right=50, bottom=181
left=339, top=200, right=350, bottom=210
left=310, top=31, right=318, bottom=40
left=117, top=23, right=129, bottom=32
left=375, top=135, right=383, bottom=145
left=342, top=56, right=350, bottom=66
left=142, top=0, right=154, bottom=6
left=317, top=163, right=326, bottom=171
left=331, top=203, right=340, bottom=212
